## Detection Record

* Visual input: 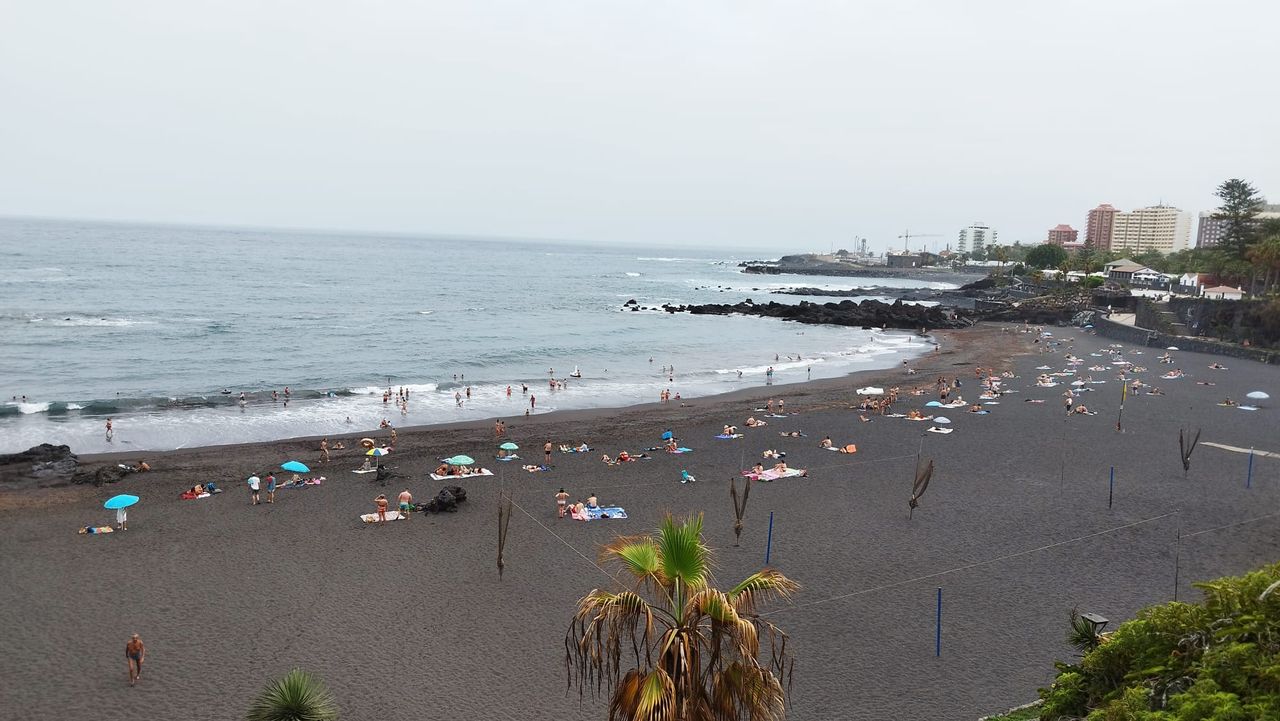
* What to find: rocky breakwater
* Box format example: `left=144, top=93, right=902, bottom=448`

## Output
left=0, top=443, right=80, bottom=489
left=635, top=298, right=975, bottom=330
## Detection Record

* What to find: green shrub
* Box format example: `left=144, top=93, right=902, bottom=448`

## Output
left=1037, top=562, right=1280, bottom=720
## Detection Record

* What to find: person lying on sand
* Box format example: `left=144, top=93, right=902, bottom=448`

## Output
left=859, top=414, right=871, bottom=422
left=1148, top=387, right=1165, bottom=395
left=969, top=403, right=983, bottom=413
left=762, top=449, right=784, bottom=459
left=1209, top=363, right=1227, bottom=370
left=906, top=410, right=924, bottom=420
left=839, top=444, right=857, bottom=454
left=745, top=417, right=767, bottom=427
left=1072, top=405, right=1091, bottom=414
left=617, top=451, right=632, bottom=462
left=433, top=463, right=449, bottom=476
left=601, top=454, right=613, bottom=465
left=779, top=431, right=804, bottom=438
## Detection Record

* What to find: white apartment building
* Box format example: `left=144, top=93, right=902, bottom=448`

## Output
left=957, top=222, right=996, bottom=255
left=1109, top=206, right=1191, bottom=254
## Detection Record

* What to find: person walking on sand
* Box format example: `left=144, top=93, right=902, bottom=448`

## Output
left=105, top=417, right=114, bottom=442
left=555, top=488, right=569, bottom=518
left=247, top=474, right=260, bottom=505
left=320, top=438, right=330, bottom=463
left=374, top=494, right=389, bottom=523
left=125, top=634, right=145, bottom=686
left=265, top=472, right=277, bottom=504
left=398, top=489, right=413, bottom=518
left=544, top=441, right=552, bottom=465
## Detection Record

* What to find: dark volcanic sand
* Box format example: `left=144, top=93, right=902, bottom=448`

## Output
left=2, top=324, right=1278, bottom=721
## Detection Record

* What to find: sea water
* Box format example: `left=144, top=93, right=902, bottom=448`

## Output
left=0, top=218, right=952, bottom=453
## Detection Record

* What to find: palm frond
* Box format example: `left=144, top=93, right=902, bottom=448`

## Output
left=657, top=514, right=710, bottom=590
left=610, top=668, right=676, bottom=721
left=567, top=590, right=660, bottom=699
left=728, top=570, right=800, bottom=616
left=245, top=668, right=337, bottom=721
left=709, top=661, right=787, bottom=721
left=603, top=537, right=665, bottom=585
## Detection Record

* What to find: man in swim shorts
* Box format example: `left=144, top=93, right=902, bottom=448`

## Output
left=125, top=633, right=145, bottom=686
left=398, top=489, right=413, bottom=517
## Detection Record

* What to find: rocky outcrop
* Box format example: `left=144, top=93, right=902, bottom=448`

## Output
left=0, top=444, right=79, bottom=487
left=657, top=298, right=975, bottom=330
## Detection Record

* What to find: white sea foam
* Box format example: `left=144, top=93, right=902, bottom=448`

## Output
left=12, top=401, right=51, bottom=414
left=625, top=272, right=641, bottom=277
left=65, top=403, right=85, bottom=410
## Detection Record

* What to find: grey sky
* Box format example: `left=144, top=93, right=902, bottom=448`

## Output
left=2, top=1, right=1277, bottom=254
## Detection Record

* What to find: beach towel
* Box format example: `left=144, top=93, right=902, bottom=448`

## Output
left=715, top=434, right=743, bottom=439
left=429, top=469, right=494, bottom=481
left=905, top=416, right=933, bottom=421
left=79, top=526, right=114, bottom=535
left=744, top=468, right=807, bottom=481
left=884, top=413, right=907, bottom=418
left=360, top=511, right=407, bottom=523
left=765, top=413, right=792, bottom=418
left=927, top=427, right=953, bottom=434
left=586, top=507, right=627, bottom=520
left=522, top=465, right=551, bottom=473
left=559, top=447, right=592, bottom=453
left=495, top=455, right=520, bottom=461
left=983, top=401, right=1000, bottom=405
left=668, top=448, right=693, bottom=454
left=352, top=468, right=377, bottom=474
left=1239, top=405, right=1260, bottom=411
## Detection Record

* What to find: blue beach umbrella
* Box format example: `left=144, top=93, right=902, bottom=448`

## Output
left=103, top=494, right=139, bottom=510
left=661, top=431, right=673, bottom=441
left=281, top=460, right=310, bottom=473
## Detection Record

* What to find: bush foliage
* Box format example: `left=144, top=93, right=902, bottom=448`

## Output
left=1038, top=562, right=1280, bottom=720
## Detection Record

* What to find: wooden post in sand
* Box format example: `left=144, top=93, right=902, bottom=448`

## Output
left=1108, top=467, right=1114, bottom=509
left=935, top=587, right=943, bottom=657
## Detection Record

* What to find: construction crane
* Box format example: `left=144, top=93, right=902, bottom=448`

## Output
left=897, top=230, right=943, bottom=253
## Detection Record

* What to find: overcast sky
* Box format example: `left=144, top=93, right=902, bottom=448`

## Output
left=2, top=1, right=1277, bottom=254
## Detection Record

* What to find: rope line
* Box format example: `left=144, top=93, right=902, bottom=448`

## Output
left=764, top=511, right=1178, bottom=616
left=1184, top=510, right=1280, bottom=538
left=505, top=493, right=618, bottom=583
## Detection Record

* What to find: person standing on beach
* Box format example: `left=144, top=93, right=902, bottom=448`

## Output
left=544, top=441, right=552, bottom=465
left=105, top=418, right=113, bottom=442
left=320, top=438, right=330, bottom=463
left=398, top=489, right=413, bottom=518
left=389, top=427, right=397, bottom=446
left=555, top=488, right=569, bottom=518
left=125, top=634, right=145, bottom=686
left=247, top=474, right=260, bottom=505
left=265, top=472, right=277, bottom=504
left=115, top=506, right=129, bottom=531
left=374, top=494, right=389, bottom=523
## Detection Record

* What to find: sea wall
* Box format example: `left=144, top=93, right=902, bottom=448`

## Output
left=1091, top=317, right=1280, bottom=365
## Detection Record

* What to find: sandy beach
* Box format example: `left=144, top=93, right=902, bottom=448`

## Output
left=3, top=323, right=1278, bottom=721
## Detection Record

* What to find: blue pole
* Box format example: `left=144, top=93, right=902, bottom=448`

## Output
left=935, top=587, right=942, bottom=657
left=1109, top=466, right=1114, bottom=509
left=1248, top=449, right=1254, bottom=489
left=765, top=511, right=775, bottom=564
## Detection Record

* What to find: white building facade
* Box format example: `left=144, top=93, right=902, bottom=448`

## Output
left=957, top=222, right=997, bottom=255
left=1109, top=206, right=1192, bottom=254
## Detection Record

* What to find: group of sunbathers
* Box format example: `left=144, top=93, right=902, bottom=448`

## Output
left=180, top=482, right=221, bottom=499
left=433, top=463, right=476, bottom=476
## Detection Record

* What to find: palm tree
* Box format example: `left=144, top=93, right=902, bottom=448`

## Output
left=991, top=246, right=1009, bottom=278
left=566, top=513, right=799, bottom=721
left=246, top=669, right=338, bottom=721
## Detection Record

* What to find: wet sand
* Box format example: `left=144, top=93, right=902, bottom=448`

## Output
left=3, top=324, right=1278, bottom=720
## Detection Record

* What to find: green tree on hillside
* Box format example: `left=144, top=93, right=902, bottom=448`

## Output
left=565, top=514, right=798, bottom=721
left=1025, top=244, right=1068, bottom=270
left=1213, top=178, right=1265, bottom=259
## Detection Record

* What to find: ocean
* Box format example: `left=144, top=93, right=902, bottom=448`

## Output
left=0, top=218, right=954, bottom=454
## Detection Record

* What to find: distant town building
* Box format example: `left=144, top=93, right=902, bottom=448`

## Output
left=1046, top=224, right=1078, bottom=246
left=957, top=222, right=996, bottom=255
left=1196, top=204, right=1280, bottom=248
left=1202, top=285, right=1245, bottom=301
left=886, top=253, right=923, bottom=268
left=1085, top=204, right=1118, bottom=251
left=1109, top=205, right=1192, bottom=254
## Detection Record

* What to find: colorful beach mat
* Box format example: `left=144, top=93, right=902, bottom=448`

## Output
left=429, top=469, right=494, bottom=481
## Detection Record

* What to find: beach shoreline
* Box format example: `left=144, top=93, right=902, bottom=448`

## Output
left=6, top=322, right=1279, bottom=720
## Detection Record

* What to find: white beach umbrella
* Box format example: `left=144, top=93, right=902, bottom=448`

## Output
left=1247, top=391, right=1270, bottom=407
left=933, top=416, right=952, bottom=424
